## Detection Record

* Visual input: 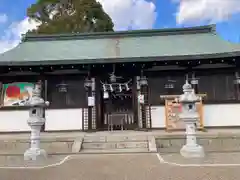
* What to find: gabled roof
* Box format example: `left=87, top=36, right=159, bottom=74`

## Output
left=0, top=24, right=240, bottom=66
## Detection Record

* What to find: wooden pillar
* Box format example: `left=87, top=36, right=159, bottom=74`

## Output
left=39, top=77, right=46, bottom=132
left=234, top=71, right=240, bottom=100
left=95, top=77, right=101, bottom=130
left=87, top=79, right=92, bottom=131
left=0, top=82, right=3, bottom=107
left=132, top=77, right=139, bottom=129
left=91, top=78, right=96, bottom=130
left=139, top=76, right=149, bottom=129
left=141, top=85, right=147, bottom=129
left=85, top=76, right=97, bottom=131
left=136, top=76, right=142, bottom=129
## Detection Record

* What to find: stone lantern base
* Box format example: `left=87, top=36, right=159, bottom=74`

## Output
left=24, top=148, right=47, bottom=161
left=180, top=144, right=205, bottom=158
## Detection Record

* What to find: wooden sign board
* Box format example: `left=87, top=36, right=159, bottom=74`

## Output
left=161, top=95, right=204, bottom=131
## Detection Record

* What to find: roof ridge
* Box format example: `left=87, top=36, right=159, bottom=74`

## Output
left=22, top=24, right=216, bottom=42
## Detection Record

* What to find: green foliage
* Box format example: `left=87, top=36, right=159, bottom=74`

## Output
left=27, top=0, right=114, bottom=34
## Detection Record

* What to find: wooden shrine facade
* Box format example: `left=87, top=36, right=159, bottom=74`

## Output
left=0, top=61, right=240, bottom=131
left=0, top=25, right=240, bottom=132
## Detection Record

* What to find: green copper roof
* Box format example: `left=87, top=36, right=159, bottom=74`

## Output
left=0, top=24, right=240, bottom=65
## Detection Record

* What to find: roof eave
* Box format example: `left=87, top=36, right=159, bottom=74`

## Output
left=23, top=24, right=217, bottom=42
left=0, top=51, right=238, bottom=66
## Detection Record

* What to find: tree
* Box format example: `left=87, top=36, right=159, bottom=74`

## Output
left=27, top=0, right=114, bottom=34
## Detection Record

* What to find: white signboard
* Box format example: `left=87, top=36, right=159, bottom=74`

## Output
left=138, top=94, right=144, bottom=104
left=88, top=96, right=95, bottom=106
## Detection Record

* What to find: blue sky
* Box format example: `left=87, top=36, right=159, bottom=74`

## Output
left=0, top=0, right=35, bottom=30
left=1, top=0, right=240, bottom=53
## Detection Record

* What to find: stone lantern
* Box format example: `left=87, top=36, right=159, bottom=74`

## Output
left=24, top=82, right=49, bottom=161
left=179, top=80, right=204, bottom=158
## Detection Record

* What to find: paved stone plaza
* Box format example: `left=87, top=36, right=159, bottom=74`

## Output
left=0, top=155, right=66, bottom=167
left=161, top=152, right=240, bottom=165
left=0, top=153, right=240, bottom=180
left=0, top=130, right=240, bottom=179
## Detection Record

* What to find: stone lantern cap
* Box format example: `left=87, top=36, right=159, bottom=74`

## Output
left=29, top=97, right=49, bottom=107
left=179, top=80, right=200, bottom=103
left=27, top=82, right=49, bottom=107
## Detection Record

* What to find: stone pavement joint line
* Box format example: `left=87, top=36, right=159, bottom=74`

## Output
left=2, top=153, right=240, bottom=180
left=1, top=153, right=240, bottom=169
left=0, top=153, right=152, bottom=169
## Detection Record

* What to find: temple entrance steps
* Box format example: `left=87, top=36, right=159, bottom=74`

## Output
left=2, top=129, right=240, bottom=155
left=80, top=132, right=157, bottom=154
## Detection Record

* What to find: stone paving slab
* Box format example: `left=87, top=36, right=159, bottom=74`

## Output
left=0, top=141, right=74, bottom=155
left=0, top=155, right=66, bottom=167
left=160, top=153, right=240, bottom=166
left=156, top=137, right=240, bottom=153
left=160, top=152, right=240, bottom=165
left=0, top=154, right=240, bottom=180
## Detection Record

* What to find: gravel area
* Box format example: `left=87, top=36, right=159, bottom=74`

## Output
left=161, top=152, right=240, bottom=165
left=0, top=153, right=240, bottom=180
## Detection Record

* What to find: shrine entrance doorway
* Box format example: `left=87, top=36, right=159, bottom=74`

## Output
left=98, top=73, right=138, bottom=131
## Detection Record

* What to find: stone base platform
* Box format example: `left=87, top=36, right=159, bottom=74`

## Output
left=0, top=129, right=239, bottom=155
left=0, top=154, right=67, bottom=167
left=180, top=144, right=205, bottom=158
left=155, top=129, right=240, bottom=153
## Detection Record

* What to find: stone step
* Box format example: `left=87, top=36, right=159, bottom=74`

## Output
left=80, top=148, right=149, bottom=154
left=83, top=135, right=148, bottom=143
left=82, top=141, right=148, bottom=150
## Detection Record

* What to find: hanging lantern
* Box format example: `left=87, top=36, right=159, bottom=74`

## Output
left=110, top=73, right=117, bottom=83
left=136, top=77, right=140, bottom=90
left=56, top=81, right=68, bottom=93
left=139, top=76, right=148, bottom=86
left=234, top=78, right=240, bottom=85
left=84, top=79, right=92, bottom=89
left=234, top=72, right=240, bottom=84
left=164, top=79, right=176, bottom=89
left=191, top=79, right=198, bottom=85
left=164, top=83, right=174, bottom=89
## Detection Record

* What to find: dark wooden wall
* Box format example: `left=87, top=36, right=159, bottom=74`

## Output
left=0, top=74, right=88, bottom=110
left=148, top=69, right=237, bottom=105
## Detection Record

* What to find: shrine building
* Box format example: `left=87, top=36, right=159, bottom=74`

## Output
left=0, top=24, right=239, bottom=132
